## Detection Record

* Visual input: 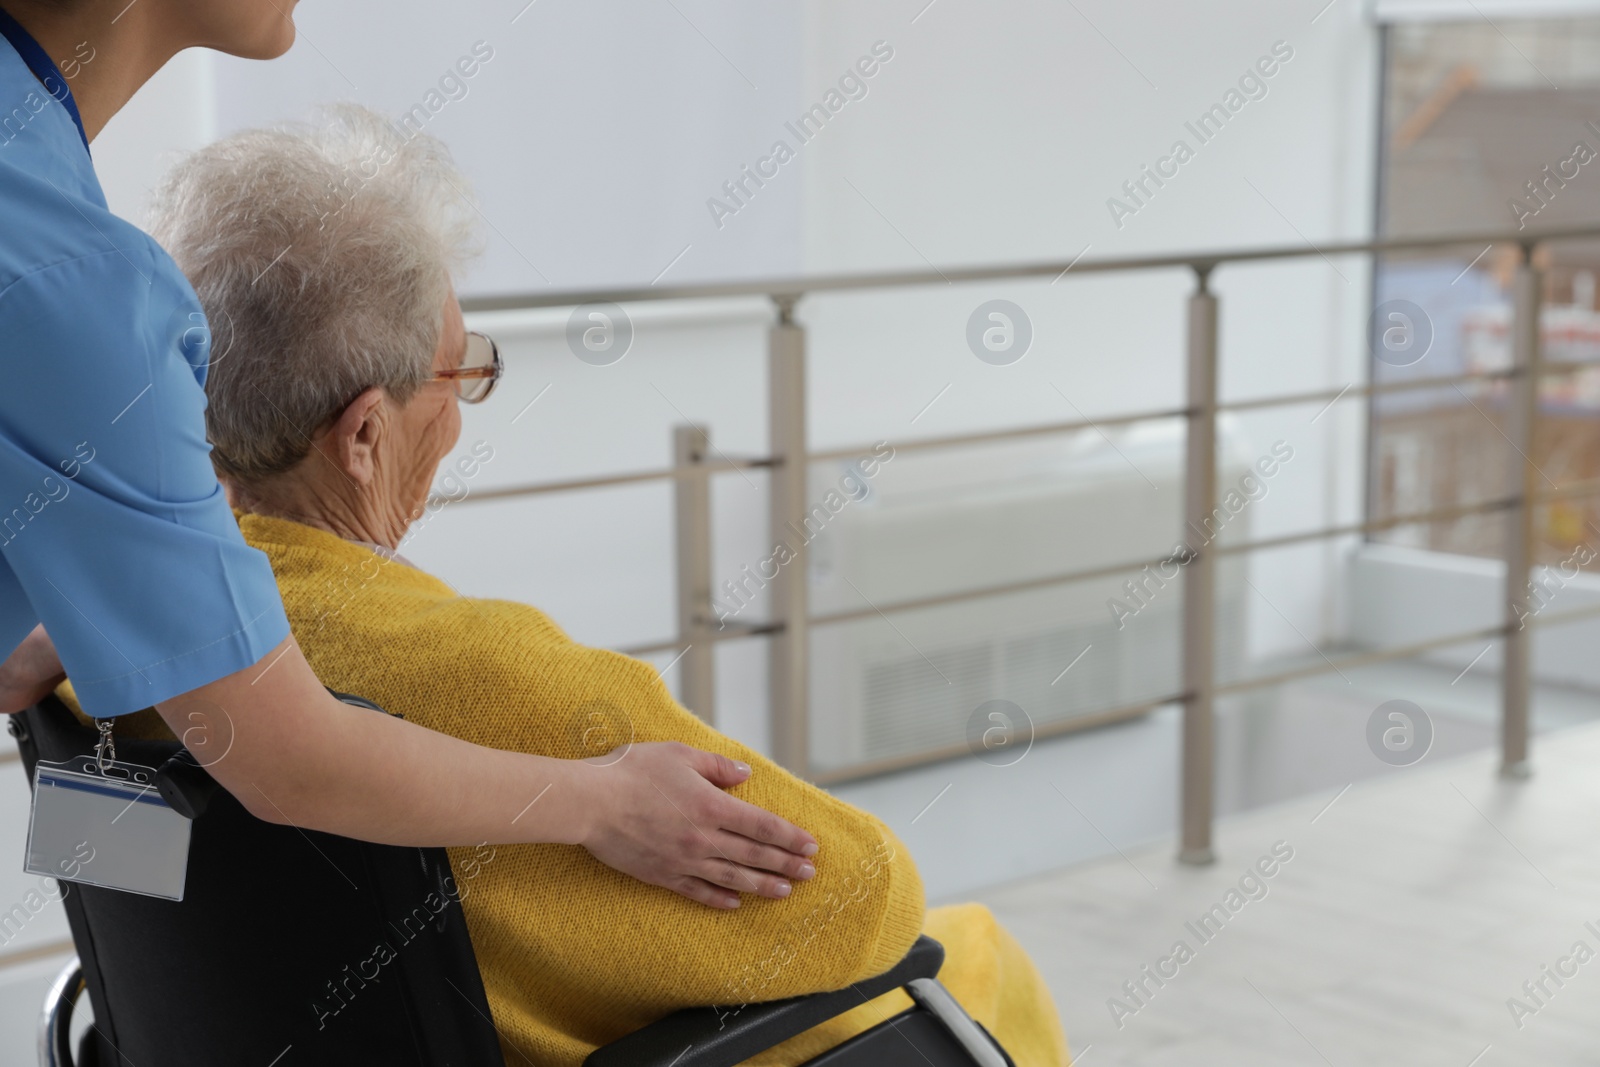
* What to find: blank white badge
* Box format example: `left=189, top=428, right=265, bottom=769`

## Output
left=25, top=758, right=192, bottom=901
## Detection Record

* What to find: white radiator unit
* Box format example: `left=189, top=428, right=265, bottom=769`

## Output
left=805, top=421, right=1251, bottom=774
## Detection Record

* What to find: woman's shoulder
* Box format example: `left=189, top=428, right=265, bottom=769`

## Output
left=238, top=513, right=450, bottom=594
left=236, top=510, right=571, bottom=650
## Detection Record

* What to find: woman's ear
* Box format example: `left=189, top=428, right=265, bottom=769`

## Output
left=320, top=387, right=388, bottom=485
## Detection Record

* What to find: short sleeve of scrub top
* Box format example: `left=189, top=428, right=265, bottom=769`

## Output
left=0, top=26, right=290, bottom=717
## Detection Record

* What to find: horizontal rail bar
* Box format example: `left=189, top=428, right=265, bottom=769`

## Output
left=1524, top=599, right=1600, bottom=630
left=809, top=698, right=1172, bottom=786
left=461, top=223, right=1600, bottom=314
left=809, top=597, right=1600, bottom=785
left=1537, top=478, right=1600, bottom=505
left=816, top=368, right=1515, bottom=465
left=617, top=496, right=1600, bottom=671
left=1218, top=368, right=1514, bottom=414
left=1215, top=624, right=1509, bottom=697
left=1218, top=597, right=1600, bottom=698
left=1539, top=359, right=1600, bottom=377
left=804, top=497, right=1522, bottom=627
left=617, top=492, right=1546, bottom=655
left=808, top=407, right=1191, bottom=463
left=454, top=368, right=1600, bottom=512
left=429, top=455, right=771, bottom=508
left=436, top=364, right=1554, bottom=509
left=617, top=622, right=779, bottom=659
left=1216, top=496, right=1518, bottom=556
left=811, top=595, right=1600, bottom=784
left=809, top=553, right=1177, bottom=627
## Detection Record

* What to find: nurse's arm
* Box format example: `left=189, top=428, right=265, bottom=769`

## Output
left=0, top=626, right=66, bottom=717
left=148, top=634, right=819, bottom=909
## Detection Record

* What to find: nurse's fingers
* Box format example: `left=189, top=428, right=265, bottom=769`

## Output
left=710, top=791, right=819, bottom=859
left=711, top=831, right=818, bottom=885
left=698, top=856, right=793, bottom=900
left=669, top=875, right=741, bottom=910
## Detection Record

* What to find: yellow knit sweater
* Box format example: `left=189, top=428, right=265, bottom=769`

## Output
left=71, top=513, right=1068, bottom=1066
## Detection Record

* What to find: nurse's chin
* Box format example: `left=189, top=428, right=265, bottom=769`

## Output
left=242, top=19, right=299, bottom=62
left=198, top=0, right=300, bottom=62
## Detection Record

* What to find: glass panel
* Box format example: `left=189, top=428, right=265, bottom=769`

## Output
left=1372, top=17, right=1600, bottom=565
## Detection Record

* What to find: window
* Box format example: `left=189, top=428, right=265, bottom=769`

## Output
left=1370, top=17, right=1600, bottom=563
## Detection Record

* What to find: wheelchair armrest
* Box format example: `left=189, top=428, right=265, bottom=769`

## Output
left=583, top=935, right=945, bottom=1067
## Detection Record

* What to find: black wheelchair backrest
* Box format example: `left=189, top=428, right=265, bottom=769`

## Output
left=12, top=694, right=506, bottom=1067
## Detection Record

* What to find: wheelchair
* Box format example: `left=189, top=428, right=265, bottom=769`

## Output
left=13, top=694, right=1015, bottom=1067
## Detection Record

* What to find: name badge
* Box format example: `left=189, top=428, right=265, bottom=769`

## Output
left=25, top=756, right=192, bottom=901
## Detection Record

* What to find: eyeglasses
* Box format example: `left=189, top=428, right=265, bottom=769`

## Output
left=430, top=331, right=502, bottom=404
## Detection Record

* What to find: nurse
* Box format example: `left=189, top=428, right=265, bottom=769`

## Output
left=0, top=0, right=816, bottom=909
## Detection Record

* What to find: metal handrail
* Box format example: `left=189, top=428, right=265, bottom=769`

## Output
left=440, top=358, right=1589, bottom=512
left=461, top=222, right=1600, bottom=312
left=443, top=454, right=770, bottom=506
left=809, top=589, right=1600, bottom=787
left=584, top=483, right=1600, bottom=658
left=1211, top=597, right=1600, bottom=704
left=449, top=220, right=1600, bottom=857
left=436, top=365, right=1529, bottom=509
left=803, top=492, right=1523, bottom=629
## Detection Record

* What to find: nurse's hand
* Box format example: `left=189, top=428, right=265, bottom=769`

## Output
left=0, top=625, right=65, bottom=716
left=575, top=741, right=820, bottom=909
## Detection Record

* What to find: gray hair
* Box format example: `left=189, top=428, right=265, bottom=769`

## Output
left=148, top=104, right=480, bottom=483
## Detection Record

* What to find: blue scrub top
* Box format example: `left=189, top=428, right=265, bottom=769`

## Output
left=0, top=19, right=289, bottom=717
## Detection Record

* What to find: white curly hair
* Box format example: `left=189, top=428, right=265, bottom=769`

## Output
left=148, top=103, right=481, bottom=482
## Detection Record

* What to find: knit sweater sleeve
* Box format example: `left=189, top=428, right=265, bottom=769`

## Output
left=382, top=597, right=927, bottom=1006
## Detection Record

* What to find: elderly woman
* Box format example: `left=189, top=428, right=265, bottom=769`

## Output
left=128, top=107, right=1069, bottom=1067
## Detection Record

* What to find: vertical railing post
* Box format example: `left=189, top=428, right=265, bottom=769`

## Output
left=1180, top=266, right=1219, bottom=865
left=1501, top=247, right=1542, bottom=779
left=768, top=295, right=810, bottom=775
left=673, top=424, right=716, bottom=724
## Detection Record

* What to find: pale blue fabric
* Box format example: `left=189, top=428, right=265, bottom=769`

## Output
left=0, top=34, right=288, bottom=716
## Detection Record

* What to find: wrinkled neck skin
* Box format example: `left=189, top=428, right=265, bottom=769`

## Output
left=226, top=458, right=419, bottom=554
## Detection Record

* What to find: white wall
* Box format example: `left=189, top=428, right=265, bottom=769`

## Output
left=211, top=1, right=805, bottom=289
left=93, top=48, right=212, bottom=218
left=791, top=3, right=1379, bottom=663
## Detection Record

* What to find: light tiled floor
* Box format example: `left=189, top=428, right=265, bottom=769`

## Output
left=978, top=715, right=1600, bottom=1066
